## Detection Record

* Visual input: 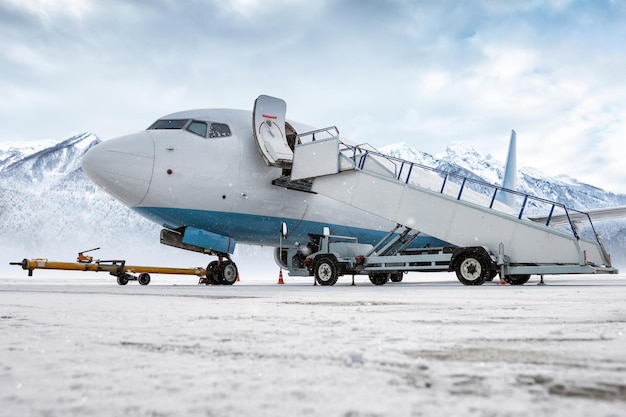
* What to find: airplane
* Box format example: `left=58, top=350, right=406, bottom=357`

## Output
left=81, top=95, right=623, bottom=285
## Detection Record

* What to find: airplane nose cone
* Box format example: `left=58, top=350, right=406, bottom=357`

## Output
left=82, top=132, right=155, bottom=206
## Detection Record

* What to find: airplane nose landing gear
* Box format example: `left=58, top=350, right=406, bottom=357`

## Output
left=200, top=254, right=238, bottom=285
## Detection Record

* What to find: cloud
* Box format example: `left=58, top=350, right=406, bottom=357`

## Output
left=0, top=0, right=625, bottom=192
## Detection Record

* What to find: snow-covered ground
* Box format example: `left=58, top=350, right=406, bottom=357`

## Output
left=1, top=273, right=625, bottom=417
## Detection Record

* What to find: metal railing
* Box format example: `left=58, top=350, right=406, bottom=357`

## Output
left=295, top=126, right=340, bottom=144
left=291, top=126, right=601, bottom=245
left=337, top=140, right=600, bottom=243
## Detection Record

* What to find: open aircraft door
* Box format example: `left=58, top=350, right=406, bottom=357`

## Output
left=253, top=95, right=293, bottom=168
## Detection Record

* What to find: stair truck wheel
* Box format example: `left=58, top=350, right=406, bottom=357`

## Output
left=485, top=269, right=498, bottom=282
left=369, top=272, right=389, bottom=285
left=453, top=249, right=491, bottom=286
left=220, top=261, right=238, bottom=285
left=313, top=255, right=339, bottom=286
left=138, top=273, right=151, bottom=286
left=503, top=274, right=531, bottom=285
left=389, top=272, right=403, bottom=283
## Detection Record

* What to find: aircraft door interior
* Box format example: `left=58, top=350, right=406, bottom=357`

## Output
left=253, top=95, right=294, bottom=168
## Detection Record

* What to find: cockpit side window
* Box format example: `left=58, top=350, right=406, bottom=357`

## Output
left=209, top=123, right=231, bottom=138
left=186, top=121, right=208, bottom=137
left=148, top=119, right=189, bottom=130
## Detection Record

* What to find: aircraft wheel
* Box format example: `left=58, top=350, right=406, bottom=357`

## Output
left=369, top=272, right=389, bottom=286
left=117, top=274, right=129, bottom=286
left=220, top=261, right=238, bottom=285
left=455, top=253, right=488, bottom=285
left=313, top=255, right=339, bottom=286
left=206, top=261, right=221, bottom=285
left=138, top=273, right=151, bottom=286
left=503, top=274, right=531, bottom=285
left=389, top=272, right=403, bottom=283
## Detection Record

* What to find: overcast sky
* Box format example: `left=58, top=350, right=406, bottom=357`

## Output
left=1, top=0, right=625, bottom=193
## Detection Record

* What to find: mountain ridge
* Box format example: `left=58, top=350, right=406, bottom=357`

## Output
left=1, top=135, right=624, bottom=272
left=380, top=141, right=626, bottom=210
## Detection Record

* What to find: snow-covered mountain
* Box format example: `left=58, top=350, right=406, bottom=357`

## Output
left=381, top=142, right=626, bottom=268
left=382, top=142, right=626, bottom=209
left=0, top=133, right=275, bottom=277
left=1, top=136, right=624, bottom=275
left=0, top=140, right=57, bottom=172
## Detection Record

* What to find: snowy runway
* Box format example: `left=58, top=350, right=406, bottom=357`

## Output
left=1, top=274, right=625, bottom=416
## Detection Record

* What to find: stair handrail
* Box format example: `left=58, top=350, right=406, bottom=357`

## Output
left=295, top=126, right=340, bottom=144
left=337, top=140, right=602, bottom=246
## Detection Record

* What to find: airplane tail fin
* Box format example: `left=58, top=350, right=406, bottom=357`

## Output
left=497, top=130, right=517, bottom=209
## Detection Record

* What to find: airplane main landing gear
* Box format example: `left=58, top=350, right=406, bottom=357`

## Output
left=200, top=254, right=238, bottom=285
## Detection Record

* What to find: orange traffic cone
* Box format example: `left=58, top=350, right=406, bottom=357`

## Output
left=277, top=268, right=285, bottom=284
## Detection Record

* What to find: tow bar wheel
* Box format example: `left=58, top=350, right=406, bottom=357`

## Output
left=116, top=273, right=130, bottom=286
left=455, top=252, right=489, bottom=286
left=313, top=255, right=339, bottom=286
left=138, top=273, right=151, bottom=286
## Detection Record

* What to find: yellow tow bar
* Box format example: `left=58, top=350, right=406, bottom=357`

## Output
left=10, top=252, right=207, bottom=286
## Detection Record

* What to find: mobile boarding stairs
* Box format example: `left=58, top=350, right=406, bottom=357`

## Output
left=283, top=128, right=617, bottom=285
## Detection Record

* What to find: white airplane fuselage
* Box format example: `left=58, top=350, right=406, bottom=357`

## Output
left=82, top=108, right=447, bottom=258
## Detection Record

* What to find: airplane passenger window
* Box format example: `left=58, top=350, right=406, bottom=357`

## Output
left=209, top=123, right=231, bottom=138
left=187, top=121, right=208, bottom=137
left=148, top=119, right=189, bottom=130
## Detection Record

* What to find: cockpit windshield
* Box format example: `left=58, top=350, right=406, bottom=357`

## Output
left=148, top=119, right=231, bottom=138
left=148, top=119, right=188, bottom=130
left=187, top=121, right=207, bottom=137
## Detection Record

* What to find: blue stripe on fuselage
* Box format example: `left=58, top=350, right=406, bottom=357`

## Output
left=133, top=206, right=450, bottom=249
